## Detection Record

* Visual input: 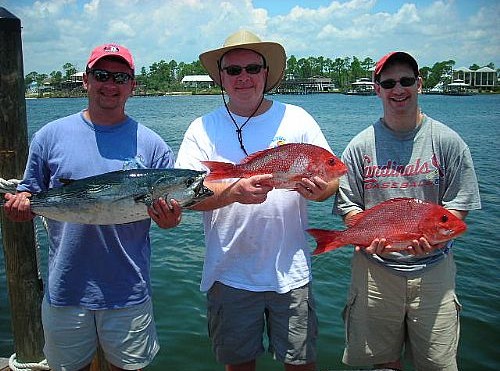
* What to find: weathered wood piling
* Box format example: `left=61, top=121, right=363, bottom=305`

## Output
left=0, top=7, right=109, bottom=371
left=0, top=6, right=46, bottom=366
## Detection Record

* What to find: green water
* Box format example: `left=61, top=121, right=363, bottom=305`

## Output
left=1, top=93, right=499, bottom=370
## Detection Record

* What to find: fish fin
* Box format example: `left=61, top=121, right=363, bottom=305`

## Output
left=239, top=149, right=270, bottom=164
left=345, top=212, right=365, bottom=228
left=307, top=228, right=345, bottom=255
left=201, top=161, right=239, bottom=181
left=59, top=178, right=75, bottom=185
left=134, top=194, right=153, bottom=206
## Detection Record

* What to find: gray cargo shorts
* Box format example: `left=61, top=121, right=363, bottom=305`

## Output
left=206, top=281, right=318, bottom=365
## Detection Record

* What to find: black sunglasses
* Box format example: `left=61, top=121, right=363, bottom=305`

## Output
left=221, top=64, right=265, bottom=76
left=89, top=69, right=134, bottom=84
left=377, top=76, right=417, bottom=89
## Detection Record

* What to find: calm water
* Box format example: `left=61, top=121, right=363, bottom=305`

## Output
left=1, top=93, right=499, bottom=370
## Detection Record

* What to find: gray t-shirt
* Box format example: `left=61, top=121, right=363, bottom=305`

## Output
left=335, top=115, right=481, bottom=275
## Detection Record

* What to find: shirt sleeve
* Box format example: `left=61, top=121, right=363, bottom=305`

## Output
left=175, top=117, right=211, bottom=171
left=334, top=142, right=365, bottom=217
left=441, top=145, right=481, bottom=211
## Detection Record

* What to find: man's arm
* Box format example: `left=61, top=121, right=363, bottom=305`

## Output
left=189, top=174, right=274, bottom=211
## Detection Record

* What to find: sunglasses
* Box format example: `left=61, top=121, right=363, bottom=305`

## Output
left=377, top=76, right=417, bottom=89
left=89, top=69, right=134, bottom=84
left=221, top=64, right=265, bottom=76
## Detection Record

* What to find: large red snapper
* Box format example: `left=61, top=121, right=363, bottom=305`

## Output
left=308, top=198, right=467, bottom=255
left=201, top=143, right=347, bottom=189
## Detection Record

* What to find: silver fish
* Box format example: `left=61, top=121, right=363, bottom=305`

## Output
left=4, top=168, right=212, bottom=225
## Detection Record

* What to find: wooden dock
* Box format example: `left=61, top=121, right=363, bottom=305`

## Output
left=1, top=357, right=10, bottom=371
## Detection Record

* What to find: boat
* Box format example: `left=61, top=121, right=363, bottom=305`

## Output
left=344, top=78, right=376, bottom=96
left=443, top=79, right=475, bottom=96
left=423, top=81, right=444, bottom=95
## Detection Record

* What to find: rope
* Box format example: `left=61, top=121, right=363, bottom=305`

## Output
left=34, top=216, right=48, bottom=282
left=9, top=353, right=50, bottom=371
left=0, top=177, right=20, bottom=193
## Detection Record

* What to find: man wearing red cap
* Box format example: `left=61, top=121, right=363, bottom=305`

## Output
left=334, top=51, right=481, bottom=370
left=3, top=43, right=181, bottom=371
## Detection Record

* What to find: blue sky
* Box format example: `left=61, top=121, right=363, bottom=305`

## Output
left=253, top=0, right=493, bottom=18
left=0, top=0, right=498, bottom=74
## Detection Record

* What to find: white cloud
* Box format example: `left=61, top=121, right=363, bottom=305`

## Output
left=0, top=0, right=497, bottom=74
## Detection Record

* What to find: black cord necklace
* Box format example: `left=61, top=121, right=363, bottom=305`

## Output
left=217, top=61, right=268, bottom=156
left=223, top=94, right=264, bottom=156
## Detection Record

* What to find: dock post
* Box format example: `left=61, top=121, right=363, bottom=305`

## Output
left=0, top=6, right=45, bottom=364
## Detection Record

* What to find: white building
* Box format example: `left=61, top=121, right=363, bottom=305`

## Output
left=180, top=75, right=214, bottom=88
left=453, top=67, right=497, bottom=89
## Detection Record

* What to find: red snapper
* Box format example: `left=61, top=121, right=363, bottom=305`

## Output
left=201, top=143, right=347, bottom=189
left=308, top=198, right=467, bottom=255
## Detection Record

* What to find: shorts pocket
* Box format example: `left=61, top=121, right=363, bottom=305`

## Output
left=453, top=293, right=462, bottom=342
left=453, top=293, right=462, bottom=313
left=342, top=293, right=356, bottom=345
left=307, top=297, right=319, bottom=340
left=207, top=301, right=224, bottom=345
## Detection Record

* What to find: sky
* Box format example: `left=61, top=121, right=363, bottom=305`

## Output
left=0, top=0, right=498, bottom=75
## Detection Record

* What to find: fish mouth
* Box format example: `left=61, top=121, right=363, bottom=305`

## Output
left=197, top=183, right=214, bottom=199
left=336, top=168, right=348, bottom=177
left=182, top=178, right=214, bottom=208
left=437, top=225, right=467, bottom=240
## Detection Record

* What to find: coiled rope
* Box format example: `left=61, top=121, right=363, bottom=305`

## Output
left=0, top=177, right=20, bottom=193
left=9, top=353, right=50, bottom=371
left=0, top=178, right=20, bottom=193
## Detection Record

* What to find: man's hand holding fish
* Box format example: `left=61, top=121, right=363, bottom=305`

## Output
left=357, top=236, right=444, bottom=256
left=3, top=192, right=34, bottom=222
left=147, top=198, right=182, bottom=229
left=295, top=175, right=334, bottom=202
left=196, top=174, right=274, bottom=210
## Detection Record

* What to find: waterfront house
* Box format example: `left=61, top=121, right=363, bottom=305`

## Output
left=453, top=66, right=497, bottom=90
left=276, top=77, right=336, bottom=94
left=181, top=75, right=215, bottom=89
left=344, top=77, right=375, bottom=95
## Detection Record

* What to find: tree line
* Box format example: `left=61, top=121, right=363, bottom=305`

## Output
left=24, top=55, right=498, bottom=95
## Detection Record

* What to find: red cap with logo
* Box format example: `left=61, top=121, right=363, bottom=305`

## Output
left=374, top=51, right=418, bottom=81
left=87, top=43, right=135, bottom=71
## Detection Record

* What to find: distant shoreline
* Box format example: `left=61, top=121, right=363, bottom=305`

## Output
left=25, top=90, right=500, bottom=99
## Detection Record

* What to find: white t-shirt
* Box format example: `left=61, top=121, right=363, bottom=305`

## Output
left=176, top=100, right=332, bottom=292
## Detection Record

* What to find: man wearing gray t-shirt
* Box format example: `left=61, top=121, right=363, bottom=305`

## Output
left=335, top=51, right=481, bottom=371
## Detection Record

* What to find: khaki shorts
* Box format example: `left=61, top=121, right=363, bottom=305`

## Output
left=342, top=252, right=461, bottom=370
left=42, top=297, right=159, bottom=371
left=207, top=281, right=318, bottom=365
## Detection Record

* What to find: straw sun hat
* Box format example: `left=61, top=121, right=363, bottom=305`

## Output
left=199, top=30, right=286, bottom=92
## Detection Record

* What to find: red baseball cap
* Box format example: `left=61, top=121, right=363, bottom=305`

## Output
left=374, top=51, right=418, bottom=81
left=87, top=43, right=135, bottom=71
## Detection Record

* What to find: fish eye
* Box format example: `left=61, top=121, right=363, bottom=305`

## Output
left=441, top=215, right=448, bottom=223
left=185, top=178, right=194, bottom=187
left=328, top=158, right=336, bottom=166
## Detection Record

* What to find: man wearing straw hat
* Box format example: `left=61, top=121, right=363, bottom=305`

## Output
left=176, top=30, right=340, bottom=370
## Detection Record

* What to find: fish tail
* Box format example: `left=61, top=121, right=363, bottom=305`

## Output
left=201, top=161, right=239, bottom=181
left=307, top=228, right=345, bottom=255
